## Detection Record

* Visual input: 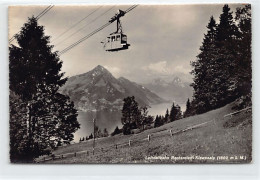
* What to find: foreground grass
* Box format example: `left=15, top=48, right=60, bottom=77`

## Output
left=43, top=103, right=252, bottom=164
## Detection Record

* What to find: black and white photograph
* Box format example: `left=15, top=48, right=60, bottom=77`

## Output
left=8, top=4, right=252, bottom=164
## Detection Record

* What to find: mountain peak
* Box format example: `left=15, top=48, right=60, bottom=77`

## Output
left=172, top=76, right=182, bottom=83
left=90, top=65, right=111, bottom=77
left=170, top=76, right=185, bottom=88
left=60, top=66, right=165, bottom=112
left=93, top=65, right=106, bottom=71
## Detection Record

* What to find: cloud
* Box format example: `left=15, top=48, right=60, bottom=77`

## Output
left=143, top=61, right=191, bottom=76
left=104, top=66, right=121, bottom=77
left=143, top=61, right=169, bottom=75
left=174, top=65, right=190, bottom=75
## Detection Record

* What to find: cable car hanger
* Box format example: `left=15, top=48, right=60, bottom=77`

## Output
left=102, top=9, right=130, bottom=52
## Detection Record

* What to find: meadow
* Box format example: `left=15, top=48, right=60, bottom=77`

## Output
left=39, top=102, right=252, bottom=164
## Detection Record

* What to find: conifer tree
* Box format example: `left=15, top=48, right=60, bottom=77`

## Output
left=213, top=4, right=239, bottom=106
left=169, top=102, right=176, bottom=122
left=184, top=98, right=191, bottom=117
left=191, top=16, right=218, bottom=113
left=103, top=128, right=109, bottom=137
left=234, top=4, right=252, bottom=107
left=154, top=115, right=160, bottom=128
left=111, top=126, right=121, bottom=136
left=121, top=96, right=141, bottom=134
left=145, top=115, right=154, bottom=128
left=139, top=106, right=148, bottom=130
left=9, top=17, right=80, bottom=162
left=164, top=109, right=170, bottom=123
left=169, top=102, right=182, bottom=121
left=89, top=133, right=93, bottom=139
left=175, top=105, right=182, bottom=120
left=190, top=4, right=251, bottom=114
left=154, top=115, right=165, bottom=127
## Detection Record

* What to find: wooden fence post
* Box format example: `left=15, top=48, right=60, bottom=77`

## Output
left=115, top=144, right=117, bottom=149
left=129, top=140, right=131, bottom=147
left=74, top=152, right=76, bottom=157
left=148, top=135, right=151, bottom=141
left=61, top=155, right=63, bottom=159
left=170, top=129, right=173, bottom=137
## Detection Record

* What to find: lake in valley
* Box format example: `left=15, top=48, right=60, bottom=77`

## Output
left=73, top=102, right=185, bottom=142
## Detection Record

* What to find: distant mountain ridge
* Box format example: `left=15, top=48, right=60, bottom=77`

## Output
left=59, top=65, right=165, bottom=111
left=142, top=76, right=193, bottom=106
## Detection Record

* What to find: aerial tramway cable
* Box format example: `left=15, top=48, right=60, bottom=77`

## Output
left=9, top=5, right=54, bottom=43
left=52, top=6, right=103, bottom=43
left=54, top=6, right=116, bottom=47
left=59, top=22, right=111, bottom=55
left=34, top=5, right=52, bottom=20
left=58, top=5, right=138, bottom=55
left=36, top=5, right=54, bottom=20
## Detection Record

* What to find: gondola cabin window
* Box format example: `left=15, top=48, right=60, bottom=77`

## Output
left=116, top=35, right=120, bottom=41
left=122, top=34, right=127, bottom=44
left=111, top=36, right=115, bottom=42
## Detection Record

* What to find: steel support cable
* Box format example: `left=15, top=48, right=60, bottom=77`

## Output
left=9, top=36, right=16, bottom=43
left=9, top=5, right=54, bottom=43
left=58, top=5, right=138, bottom=55
left=55, top=5, right=115, bottom=47
left=52, top=5, right=103, bottom=42
left=35, top=5, right=52, bottom=19
left=36, top=5, right=54, bottom=20
left=59, top=22, right=111, bottom=54
left=124, top=4, right=138, bottom=13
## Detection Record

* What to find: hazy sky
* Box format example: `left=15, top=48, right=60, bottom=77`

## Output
left=9, top=4, right=243, bottom=83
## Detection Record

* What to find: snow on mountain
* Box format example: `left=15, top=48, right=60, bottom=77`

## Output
left=170, top=76, right=185, bottom=87
left=142, top=77, right=193, bottom=105
left=59, top=65, right=165, bottom=112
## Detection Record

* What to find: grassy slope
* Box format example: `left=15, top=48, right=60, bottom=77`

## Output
left=45, top=102, right=252, bottom=164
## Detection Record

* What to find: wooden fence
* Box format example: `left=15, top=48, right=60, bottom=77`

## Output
left=35, top=120, right=212, bottom=163
left=224, top=107, right=252, bottom=118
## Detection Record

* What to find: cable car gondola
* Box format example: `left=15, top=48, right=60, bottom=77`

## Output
left=105, top=32, right=130, bottom=52
left=103, top=10, right=130, bottom=52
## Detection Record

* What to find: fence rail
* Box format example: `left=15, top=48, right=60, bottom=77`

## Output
left=224, top=107, right=252, bottom=118
left=35, top=119, right=213, bottom=163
